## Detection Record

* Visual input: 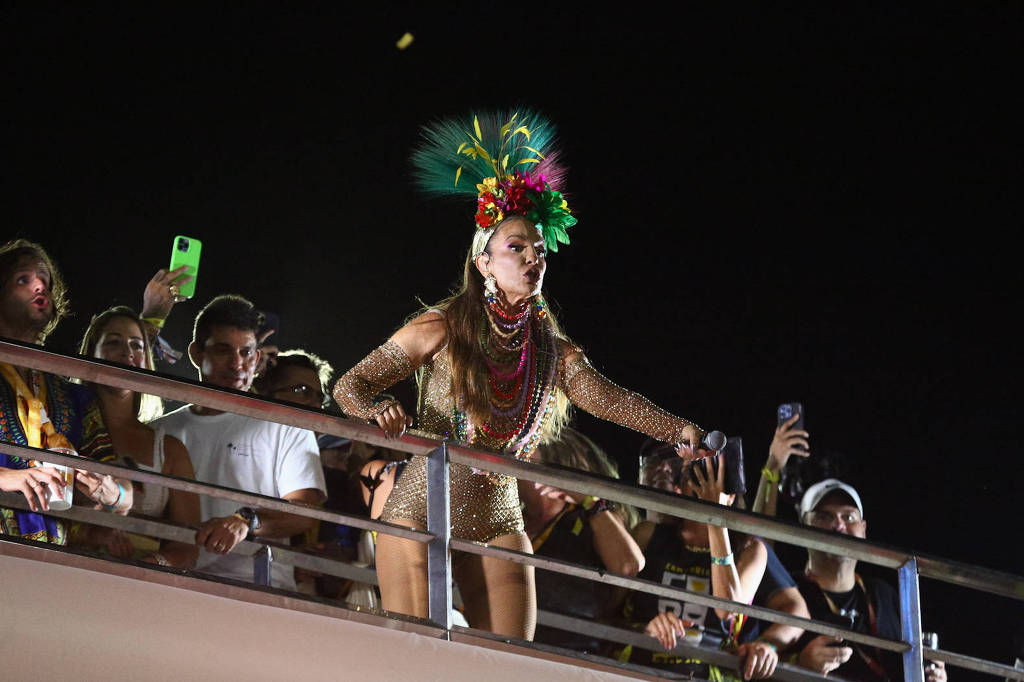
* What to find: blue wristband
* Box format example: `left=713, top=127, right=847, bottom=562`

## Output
left=103, top=482, right=125, bottom=511
left=710, top=552, right=734, bottom=566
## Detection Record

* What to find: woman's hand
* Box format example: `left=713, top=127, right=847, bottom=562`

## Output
left=674, top=424, right=708, bottom=462
left=142, top=265, right=193, bottom=317
left=645, top=612, right=694, bottom=651
left=75, top=471, right=131, bottom=513
left=925, top=659, right=947, bottom=682
left=375, top=401, right=413, bottom=440
left=798, top=635, right=853, bottom=675
left=0, top=466, right=66, bottom=512
left=736, top=640, right=780, bottom=680
left=691, top=455, right=733, bottom=506
left=768, top=414, right=810, bottom=472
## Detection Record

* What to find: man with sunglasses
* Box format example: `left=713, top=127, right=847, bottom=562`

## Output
left=794, top=479, right=947, bottom=682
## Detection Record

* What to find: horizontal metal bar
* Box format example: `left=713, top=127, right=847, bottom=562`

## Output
left=3, top=339, right=1022, bottom=600
left=0, top=339, right=436, bottom=457
left=1, top=441, right=433, bottom=543
left=916, top=555, right=1024, bottom=604
left=925, top=647, right=1024, bottom=681
left=0, top=491, right=379, bottom=585
left=537, top=611, right=832, bottom=682
left=450, top=537, right=907, bottom=653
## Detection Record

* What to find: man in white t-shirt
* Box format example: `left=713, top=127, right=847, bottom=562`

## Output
left=153, top=294, right=326, bottom=589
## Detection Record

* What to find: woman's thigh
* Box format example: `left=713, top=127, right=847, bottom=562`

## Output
left=375, top=518, right=429, bottom=618
left=454, top=532, right=536, bottom=640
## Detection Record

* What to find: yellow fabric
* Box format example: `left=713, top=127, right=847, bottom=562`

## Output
left=0, top=363, right=73, bottom=452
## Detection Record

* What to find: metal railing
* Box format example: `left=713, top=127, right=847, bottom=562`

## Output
left=2, top=339, right=1022, bottom=682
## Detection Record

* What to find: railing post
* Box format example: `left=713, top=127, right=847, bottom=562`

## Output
left=426, top=443, right=452, bottom=631
left=253, top=544, right=273, bottom=587
left=899, top=557, right=924, bottom=682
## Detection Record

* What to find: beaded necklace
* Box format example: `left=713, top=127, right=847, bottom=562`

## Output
left=453, top=296, right=557, bottom=460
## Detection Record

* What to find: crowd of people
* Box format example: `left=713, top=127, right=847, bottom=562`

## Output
left=0, top=107, right=957, bottom=682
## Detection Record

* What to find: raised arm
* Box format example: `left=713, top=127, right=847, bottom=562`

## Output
left=557, top=345, right=705, bottom=457
left=333, top=312, right=447, bottom=438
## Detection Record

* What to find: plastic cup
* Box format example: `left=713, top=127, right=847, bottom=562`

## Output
left=34, top=446, right=76, bottom=511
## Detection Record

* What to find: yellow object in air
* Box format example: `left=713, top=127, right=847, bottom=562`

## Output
left=396, top=32, right=414, bottom=50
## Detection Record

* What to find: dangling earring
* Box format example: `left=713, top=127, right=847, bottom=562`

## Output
left=484, top=273, right=498, bottom=301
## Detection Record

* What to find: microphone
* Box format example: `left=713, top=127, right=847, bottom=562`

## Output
left=701, top=430, right=727, bottom=453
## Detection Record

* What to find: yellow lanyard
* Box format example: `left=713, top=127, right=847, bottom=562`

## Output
left=0, top=362, right=71, bottom=451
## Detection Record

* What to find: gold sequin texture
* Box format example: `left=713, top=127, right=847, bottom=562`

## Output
left=333, top=340, right=413, bottom=419
left=336, top=334, right=703, bottom=542
left=559, top=354, right=703, bottom=444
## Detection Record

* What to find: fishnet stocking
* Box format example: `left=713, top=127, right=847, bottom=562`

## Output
left=454, top=532, right=536, bottom=640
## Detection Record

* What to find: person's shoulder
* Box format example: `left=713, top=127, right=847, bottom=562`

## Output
left=151, top=404, right=194, bottom=426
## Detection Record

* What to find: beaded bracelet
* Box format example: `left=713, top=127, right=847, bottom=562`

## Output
left=755, top=637, right=778, bottom=651
left=141, top=316, right=166, bottom=329
left=102, top=482, right=126, bottom=511
left=710, top=552, right=734, bottom=566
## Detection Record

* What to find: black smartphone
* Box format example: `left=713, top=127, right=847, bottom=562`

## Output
left=777, top=402, right=804, bottom=431
left=777, top=402, right=807, bottom=504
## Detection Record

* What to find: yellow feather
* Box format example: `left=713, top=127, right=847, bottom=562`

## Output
left=516, top=158, right=541, bottom=165
left=502, top=153, right=509, bottom=170
left=455, top=167, right=462, bottom=187
left=523, top=145, right=546, bottom=160
left=456, top=142, right=467, bottom=154
left=512, top=126, right=531, bottom=141
left=473, top=116, right=482, bottom=141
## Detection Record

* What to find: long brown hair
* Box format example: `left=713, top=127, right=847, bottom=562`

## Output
left=423, top=218, right=572, bottom=441
left=0, top=239, right=71, bottom=342
left=79, top=306, right=164, bottom=422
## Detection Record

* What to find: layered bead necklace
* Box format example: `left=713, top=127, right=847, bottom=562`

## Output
left=454, top=295, right=558, bottom=460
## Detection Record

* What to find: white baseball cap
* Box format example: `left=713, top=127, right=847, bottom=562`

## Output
left=799, top=478, right=864, bottom=518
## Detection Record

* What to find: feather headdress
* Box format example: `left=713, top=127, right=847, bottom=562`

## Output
left=412, top=110, right=576, bottom=252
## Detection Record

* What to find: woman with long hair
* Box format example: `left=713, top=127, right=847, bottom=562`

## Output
left=76, top=306, right=200, bottom=568
left=334, top=110, right=710, bottom=639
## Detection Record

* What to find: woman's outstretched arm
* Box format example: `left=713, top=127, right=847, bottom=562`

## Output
left=557, top=344, right=705, bottom=456
left=333, top=312, right=447, bottom=438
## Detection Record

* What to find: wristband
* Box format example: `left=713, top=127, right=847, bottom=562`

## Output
left=141, top=316, right=166, bottom=329
left=761, top=466, right=780, bottom=504
left=710, top=552, right=734, bottom=566
left=103, top=482, right=126, bottom=510
left=581, top=496, right=615, bottom=518
left=756, top=637, right=778, bottom=651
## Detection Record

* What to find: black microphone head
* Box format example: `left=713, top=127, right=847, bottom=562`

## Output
left=702, top=430, right=727, bottom=452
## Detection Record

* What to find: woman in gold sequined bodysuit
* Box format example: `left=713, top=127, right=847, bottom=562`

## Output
left=334, top=110, right=710, bottom=639
left=335, top=216, right=711, bottom=639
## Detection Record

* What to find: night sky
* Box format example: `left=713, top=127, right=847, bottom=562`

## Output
left=5, top=4, right=1022, bottom=675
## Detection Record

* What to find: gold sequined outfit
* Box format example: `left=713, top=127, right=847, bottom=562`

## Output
left=335, top=333, right=701, bottom=543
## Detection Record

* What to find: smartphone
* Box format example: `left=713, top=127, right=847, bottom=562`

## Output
left=688, top=437, right=746, bottom=495
left=777, top=402, right=807, bottom=504
left=168, top=235, right=202, bottom=300
left=777, top=402, right=804, bottom=431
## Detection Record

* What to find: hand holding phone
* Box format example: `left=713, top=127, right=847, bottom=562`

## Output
left=771, top=403, right=810, bottom=470
left=168, top=235, right=202, bottom=300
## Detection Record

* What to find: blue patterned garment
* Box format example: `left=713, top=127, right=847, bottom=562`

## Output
left=1, top=373, right=114, bottom=544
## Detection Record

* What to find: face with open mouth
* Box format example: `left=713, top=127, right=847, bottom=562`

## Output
left=0, top=258, right=55, bottom=339
left=475, top=217, right=547, bottom=307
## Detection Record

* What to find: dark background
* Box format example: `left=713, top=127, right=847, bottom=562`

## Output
left=5, top=4, right=1021, bottom=675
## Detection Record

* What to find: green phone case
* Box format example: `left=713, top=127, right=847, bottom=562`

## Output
left=168, top=235, right=202, bottom=299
